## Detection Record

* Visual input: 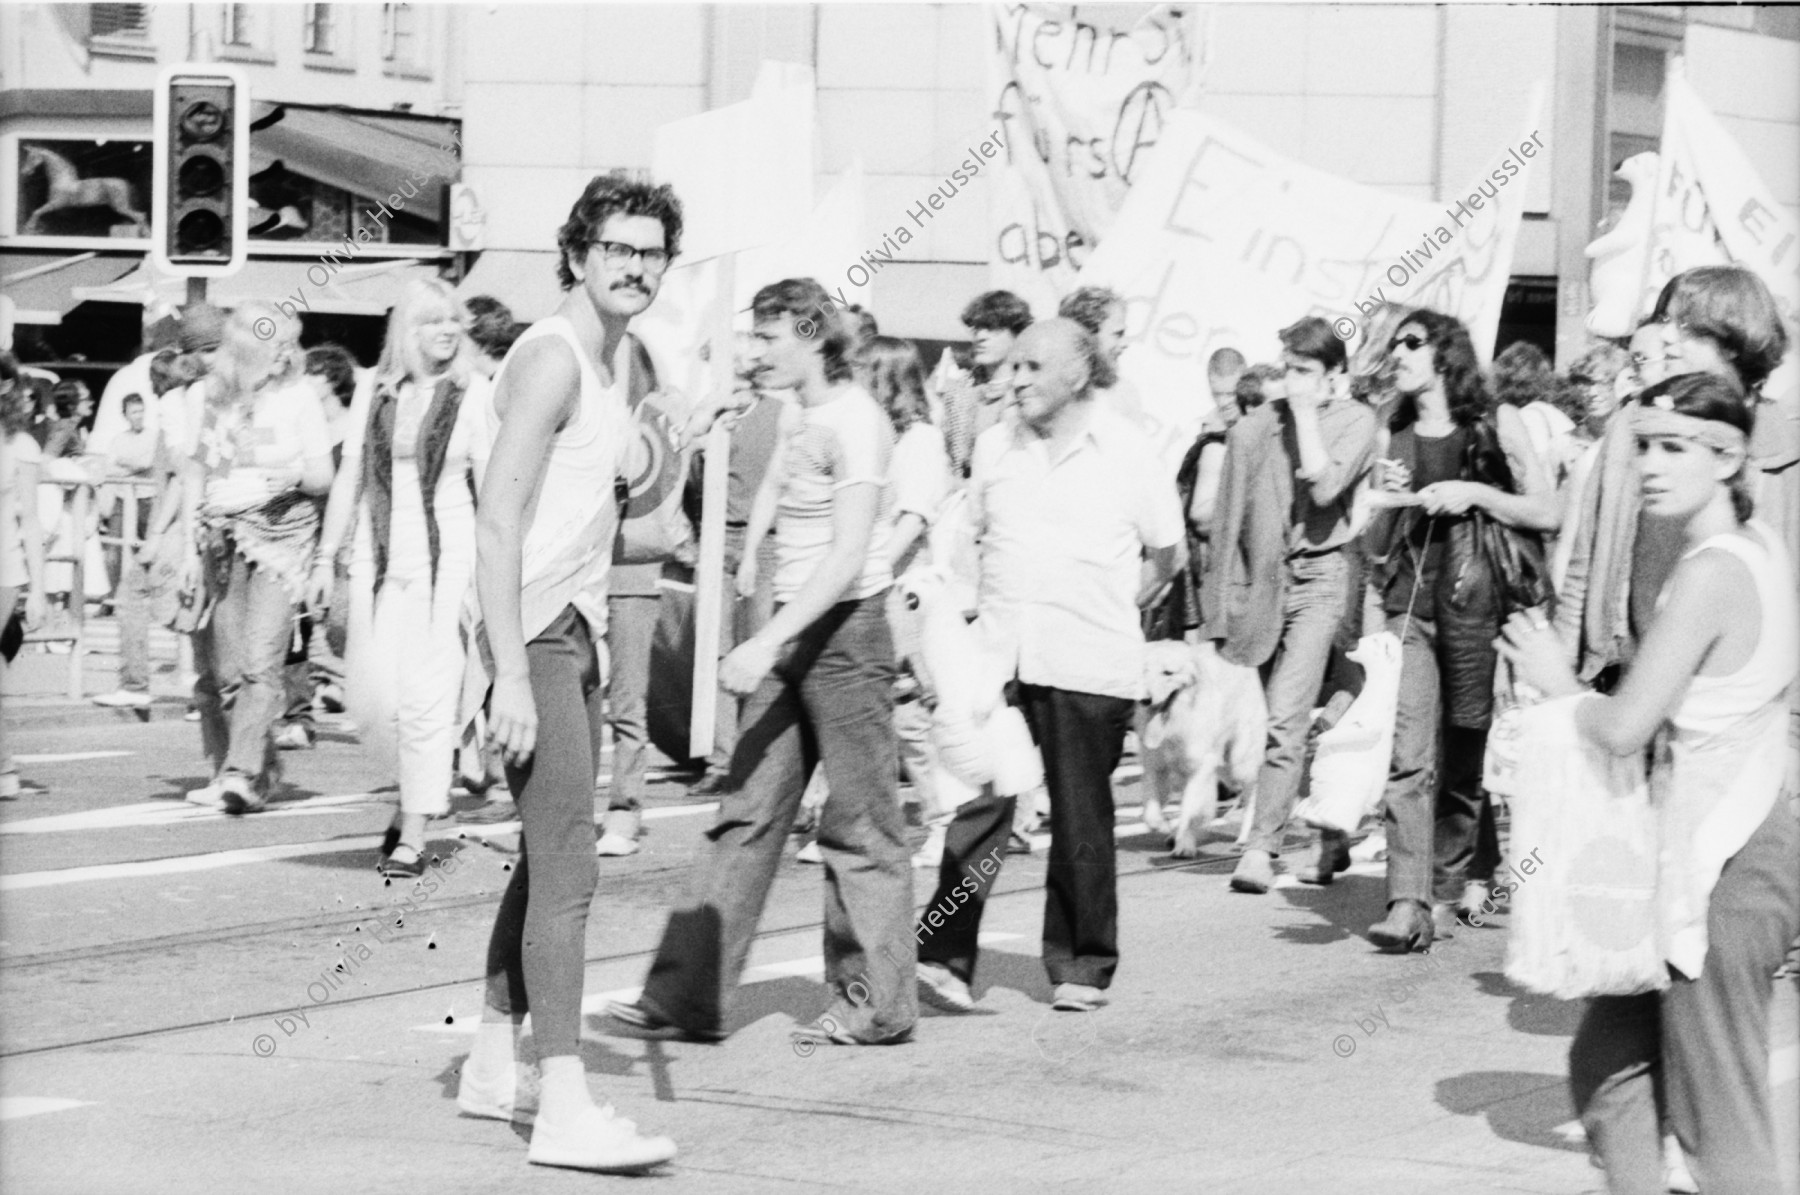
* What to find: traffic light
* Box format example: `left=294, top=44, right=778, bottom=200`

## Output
left=152, top=64, right=248, bottom=276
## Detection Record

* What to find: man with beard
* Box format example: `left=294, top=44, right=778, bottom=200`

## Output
left=454, top=174, right=678, bottom=1174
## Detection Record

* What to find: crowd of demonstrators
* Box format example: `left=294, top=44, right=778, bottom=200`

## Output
left=8, top=145, right=1793, bottom=1186
left=312, top=279, right=491, bottom=877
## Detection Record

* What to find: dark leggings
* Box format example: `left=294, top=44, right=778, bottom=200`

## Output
left=481, top=606, right=604, bottom=1058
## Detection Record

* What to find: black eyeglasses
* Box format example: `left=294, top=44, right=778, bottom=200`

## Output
left=1388, top=333, right=1428, bottom=353
left=595, top=240, right=672, bottom=273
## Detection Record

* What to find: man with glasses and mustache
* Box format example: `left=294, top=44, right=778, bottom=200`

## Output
left=1208, top=316, right=1377, bottom=895
left=455, top=174, right=679, bottom=1174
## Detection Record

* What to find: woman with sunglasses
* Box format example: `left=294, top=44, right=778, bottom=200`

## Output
left=1363, top=310, right=1561, bottom=952
left=173, top=304, right=334, bottom=812
left=1500, top=369, right=1797, bottom=1194
left=311, top=279, right=490, bottom=877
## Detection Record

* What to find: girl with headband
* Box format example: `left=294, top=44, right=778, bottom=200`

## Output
left=1501, top=369, right=1799, bottom=1193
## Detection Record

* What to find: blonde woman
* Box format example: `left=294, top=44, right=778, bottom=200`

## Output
left=311, top=280, right=490, bottom=877
left=175, top=304, right=334, bottom=813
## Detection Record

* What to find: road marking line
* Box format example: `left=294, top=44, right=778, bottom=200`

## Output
left=0, top=1098, right=95, bottom=1121
left=1, top=792, right=386, bottom=836
left=1774, top=1043, right=1798, bottom=1087
left=13, top=751, right=135, bottom=765
left=414, top=933, right=1029, bottom=1035
left=0, top=801, right=723, bottom=889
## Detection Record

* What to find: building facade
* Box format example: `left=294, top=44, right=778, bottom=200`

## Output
left=3, top=3, right=1797, bottom=375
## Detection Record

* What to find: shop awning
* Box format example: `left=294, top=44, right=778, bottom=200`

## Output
left=72, top=256, right=446, bottom=316
left=249, top=103, right=458, bottom=226
left=0, top=252, right=146, bottom=323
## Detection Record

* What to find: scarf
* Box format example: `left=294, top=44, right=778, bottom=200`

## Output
left=362, top=374, right=468, bottom=598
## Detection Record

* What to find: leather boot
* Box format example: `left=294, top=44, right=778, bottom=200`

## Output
left=1368, top=899, right=1434, bottom=953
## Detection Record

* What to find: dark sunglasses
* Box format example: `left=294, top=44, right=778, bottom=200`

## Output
left=1388, top=333, right=1429, bottom=353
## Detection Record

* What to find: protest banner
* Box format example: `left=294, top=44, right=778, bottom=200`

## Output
left=986, top=3, right=1204, bottom=317
left=1076, top=93, right=1541, bottom=434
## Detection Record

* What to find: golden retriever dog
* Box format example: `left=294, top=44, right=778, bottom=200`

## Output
left=1139, top=640, right=1266, bottom=858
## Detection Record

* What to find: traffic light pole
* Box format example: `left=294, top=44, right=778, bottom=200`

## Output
left=186, top=277, right=206, bottom=305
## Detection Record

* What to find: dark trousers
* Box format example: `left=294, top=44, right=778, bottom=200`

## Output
left=1569, top=799, right=1800, bottom=1195
left=481, top=606, right=604, bottom=1059
left=919, top=683, right=1133, bottom=991
left=640, top=594, right=915, bottom=1041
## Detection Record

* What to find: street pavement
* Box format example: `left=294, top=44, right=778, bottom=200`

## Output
left=0, top=628, right=1786, bottom=1194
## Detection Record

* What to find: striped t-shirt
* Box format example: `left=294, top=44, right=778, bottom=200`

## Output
left=772, top=384, right=895, bottom=603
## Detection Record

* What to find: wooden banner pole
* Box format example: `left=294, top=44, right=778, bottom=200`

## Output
left=688, top=254, right=735, bottom=761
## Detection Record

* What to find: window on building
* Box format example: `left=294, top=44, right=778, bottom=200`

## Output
left=303, top=4, right=336, bottom=55
left=381, top=3, right=418, bottom=64
left=223, top=3, right=255, bottom=47
left=1604, top=13, right=1682, bottom=224
left=88, top=3, right=149, bottom=39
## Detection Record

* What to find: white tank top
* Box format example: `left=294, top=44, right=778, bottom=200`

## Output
left=1652, top=520, right=1799, bottom=978
left=493, top=316, right=630, bottom=642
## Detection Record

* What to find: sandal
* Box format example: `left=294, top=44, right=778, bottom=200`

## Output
left=379, top=845, right=426, bottom=879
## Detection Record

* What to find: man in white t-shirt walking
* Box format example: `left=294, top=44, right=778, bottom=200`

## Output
left=612, top=278, right=916, bottom=1047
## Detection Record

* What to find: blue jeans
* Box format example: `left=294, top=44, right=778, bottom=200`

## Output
left=191, top=552, right=293, bottom=792
left=640, top=593, right=917, bottom=1041
left=1246, top=551, right=1350, bottom=856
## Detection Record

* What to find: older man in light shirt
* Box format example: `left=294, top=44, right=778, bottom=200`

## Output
left=915, top=318, right=1184, bottom=1015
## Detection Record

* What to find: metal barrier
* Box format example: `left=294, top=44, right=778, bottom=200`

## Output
left=26, top=473, right=163, bottom=700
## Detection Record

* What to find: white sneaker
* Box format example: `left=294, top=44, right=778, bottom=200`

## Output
left=527, top=1104, right=676, bottom=1174
left=457, top=1061, right=539, bottom=1124
left=916, top=962, right=975, bottom=1012
left=796, top=840, right=823, bottom=865
left=185, top=783, right=226, bottom=809
left=93, top=689, right=153, bottom=709
left=594, top=832, right=639, bottom=857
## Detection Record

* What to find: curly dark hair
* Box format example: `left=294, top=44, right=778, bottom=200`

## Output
left=960, top=290, right=1033, bottom=334
left=1491, top=340, right=1554, bottom=409
left=555, top=173, right=684, bottom=291
left=1387, top=309, right=1492, bottom=432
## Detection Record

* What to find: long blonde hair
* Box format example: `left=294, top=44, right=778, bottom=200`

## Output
left=375, top=278, right=473, bottom=391
left=208, top=302, right=300, bottom=406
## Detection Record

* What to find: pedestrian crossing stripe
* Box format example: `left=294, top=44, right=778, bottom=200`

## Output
left=0, top=1098, right=95, bottom=1121
left=0, top=802, right=721, bottom=890
left=13, top=752, right=135, bottom=765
